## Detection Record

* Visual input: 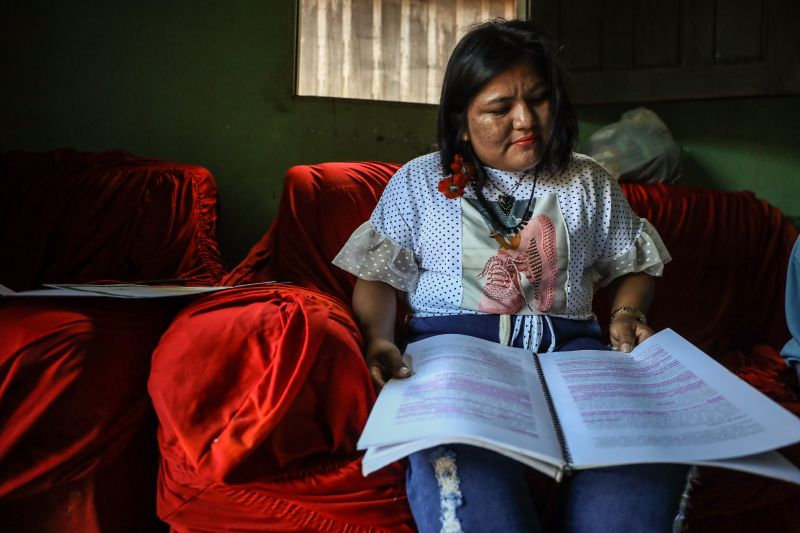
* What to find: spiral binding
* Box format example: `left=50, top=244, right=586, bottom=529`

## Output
left=532, top=352, right=573, bottom=476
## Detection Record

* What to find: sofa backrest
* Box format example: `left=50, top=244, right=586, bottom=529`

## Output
left=226, top=160, right=797, bottom=357
left=611, top=183, right=797, bottom=354
left=224, top=162, right=400, bottom=304
left=0, top=150, right=225, bottom=290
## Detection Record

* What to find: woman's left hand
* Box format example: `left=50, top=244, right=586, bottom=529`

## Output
left=610, top=314, right=653, bottom=353
left=607, top=272, right=656, bottom=353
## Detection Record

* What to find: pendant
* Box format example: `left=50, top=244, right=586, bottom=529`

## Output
left=497, top=194, right=514, bottom=217
left=492, top=231, right=521, bottom=250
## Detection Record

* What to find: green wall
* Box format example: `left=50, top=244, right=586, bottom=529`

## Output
left=578, top=97, right=800, bottom=220
left=2, top=2, right=798, bottom=265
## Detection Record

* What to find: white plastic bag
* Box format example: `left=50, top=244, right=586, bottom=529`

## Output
left=585, top=108, right=681, bottom=184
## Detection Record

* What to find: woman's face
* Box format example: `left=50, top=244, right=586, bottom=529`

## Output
left=465, top=62, right=550, bottom=172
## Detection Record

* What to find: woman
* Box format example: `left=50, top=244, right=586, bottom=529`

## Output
left=334, top=19, right=687, bottom=533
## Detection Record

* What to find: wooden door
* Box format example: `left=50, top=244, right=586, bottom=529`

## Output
left=532, top=0, right=800, bottom=103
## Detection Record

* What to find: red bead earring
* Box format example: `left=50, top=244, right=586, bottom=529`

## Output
left=438, top=153, right=474, bottom=199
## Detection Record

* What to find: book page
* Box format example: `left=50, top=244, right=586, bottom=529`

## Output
left=695, top=450, right=800, bottom=485
left=357, top=334, right=564, bottom=474
left=362, top=436, right=563, bottom=480
left=539, top=329, right=800, bottom=467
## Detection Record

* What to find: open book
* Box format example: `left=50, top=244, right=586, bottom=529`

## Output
left=358, top=329, right=800, bottom=484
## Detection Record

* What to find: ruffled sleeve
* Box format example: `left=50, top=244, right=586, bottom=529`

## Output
left=592, top=219, right=672, bottom=288
left=332, top=220, right=419, bottom=292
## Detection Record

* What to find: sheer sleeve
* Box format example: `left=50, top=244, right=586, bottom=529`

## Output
left=592, top=219, right=671, bottom=287
left=333, top=162, right=425, bottom=292
left=333, top=155, right=460, bottom=296
left=332, top=220, right=419, bottom=292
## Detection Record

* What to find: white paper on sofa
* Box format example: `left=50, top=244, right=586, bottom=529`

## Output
left=0, top=282, right=282, bottom=299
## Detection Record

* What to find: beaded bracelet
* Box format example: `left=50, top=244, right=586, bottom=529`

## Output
left=609, top=305, right=647, bottom=326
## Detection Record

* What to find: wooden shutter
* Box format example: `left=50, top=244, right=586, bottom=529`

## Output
left=532, top=0, right=800, bottom=103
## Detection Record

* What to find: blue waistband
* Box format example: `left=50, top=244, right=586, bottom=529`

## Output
left=406, top=314, right=606, bottom=353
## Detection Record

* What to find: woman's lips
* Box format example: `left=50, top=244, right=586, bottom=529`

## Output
left=512, top=135, right=536, bottom=146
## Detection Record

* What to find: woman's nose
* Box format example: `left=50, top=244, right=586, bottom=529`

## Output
left=512, top=103, right=535, bottom=129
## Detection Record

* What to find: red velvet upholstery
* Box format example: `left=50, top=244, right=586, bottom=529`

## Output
left=150, top=285, right=413, bottom=532
left=0, top=298, right=183, bottom=532
left=223, top=162, right=401, bottom=303
left=615, top=183, right=796, bottom=354
left=0, top=149, right=224, bottom=291
left=0, top=151, right=225, bottom=531
left=155, top=161, right=800, bottom=531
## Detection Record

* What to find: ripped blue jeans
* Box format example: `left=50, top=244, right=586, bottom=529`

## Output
left=404, top=315, right=689, bottom=533
left=407, top=445, right=689, bottom=533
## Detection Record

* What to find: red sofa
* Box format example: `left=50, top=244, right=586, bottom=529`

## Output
left=0, top=150, right=224, bottom=532
left=150, top=161, right=800, bottom=532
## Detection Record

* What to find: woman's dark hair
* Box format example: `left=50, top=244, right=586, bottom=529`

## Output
left=437, top=19, right=578, bottom=178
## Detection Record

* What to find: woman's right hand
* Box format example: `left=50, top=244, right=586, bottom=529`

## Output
left=365, top=337, right=411, bottom=390
left=352, top=278, right=411, bottom=390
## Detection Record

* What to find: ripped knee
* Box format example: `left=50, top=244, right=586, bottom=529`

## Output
left=431, top=447, right=464, bottom=533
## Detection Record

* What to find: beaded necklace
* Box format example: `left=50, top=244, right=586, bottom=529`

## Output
left=486, top=172, right=528, bottom=216
left=474, top=170, right=539, bottom=239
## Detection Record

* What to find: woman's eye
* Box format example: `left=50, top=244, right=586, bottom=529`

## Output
left=489, top=108, right=508, bottom=116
